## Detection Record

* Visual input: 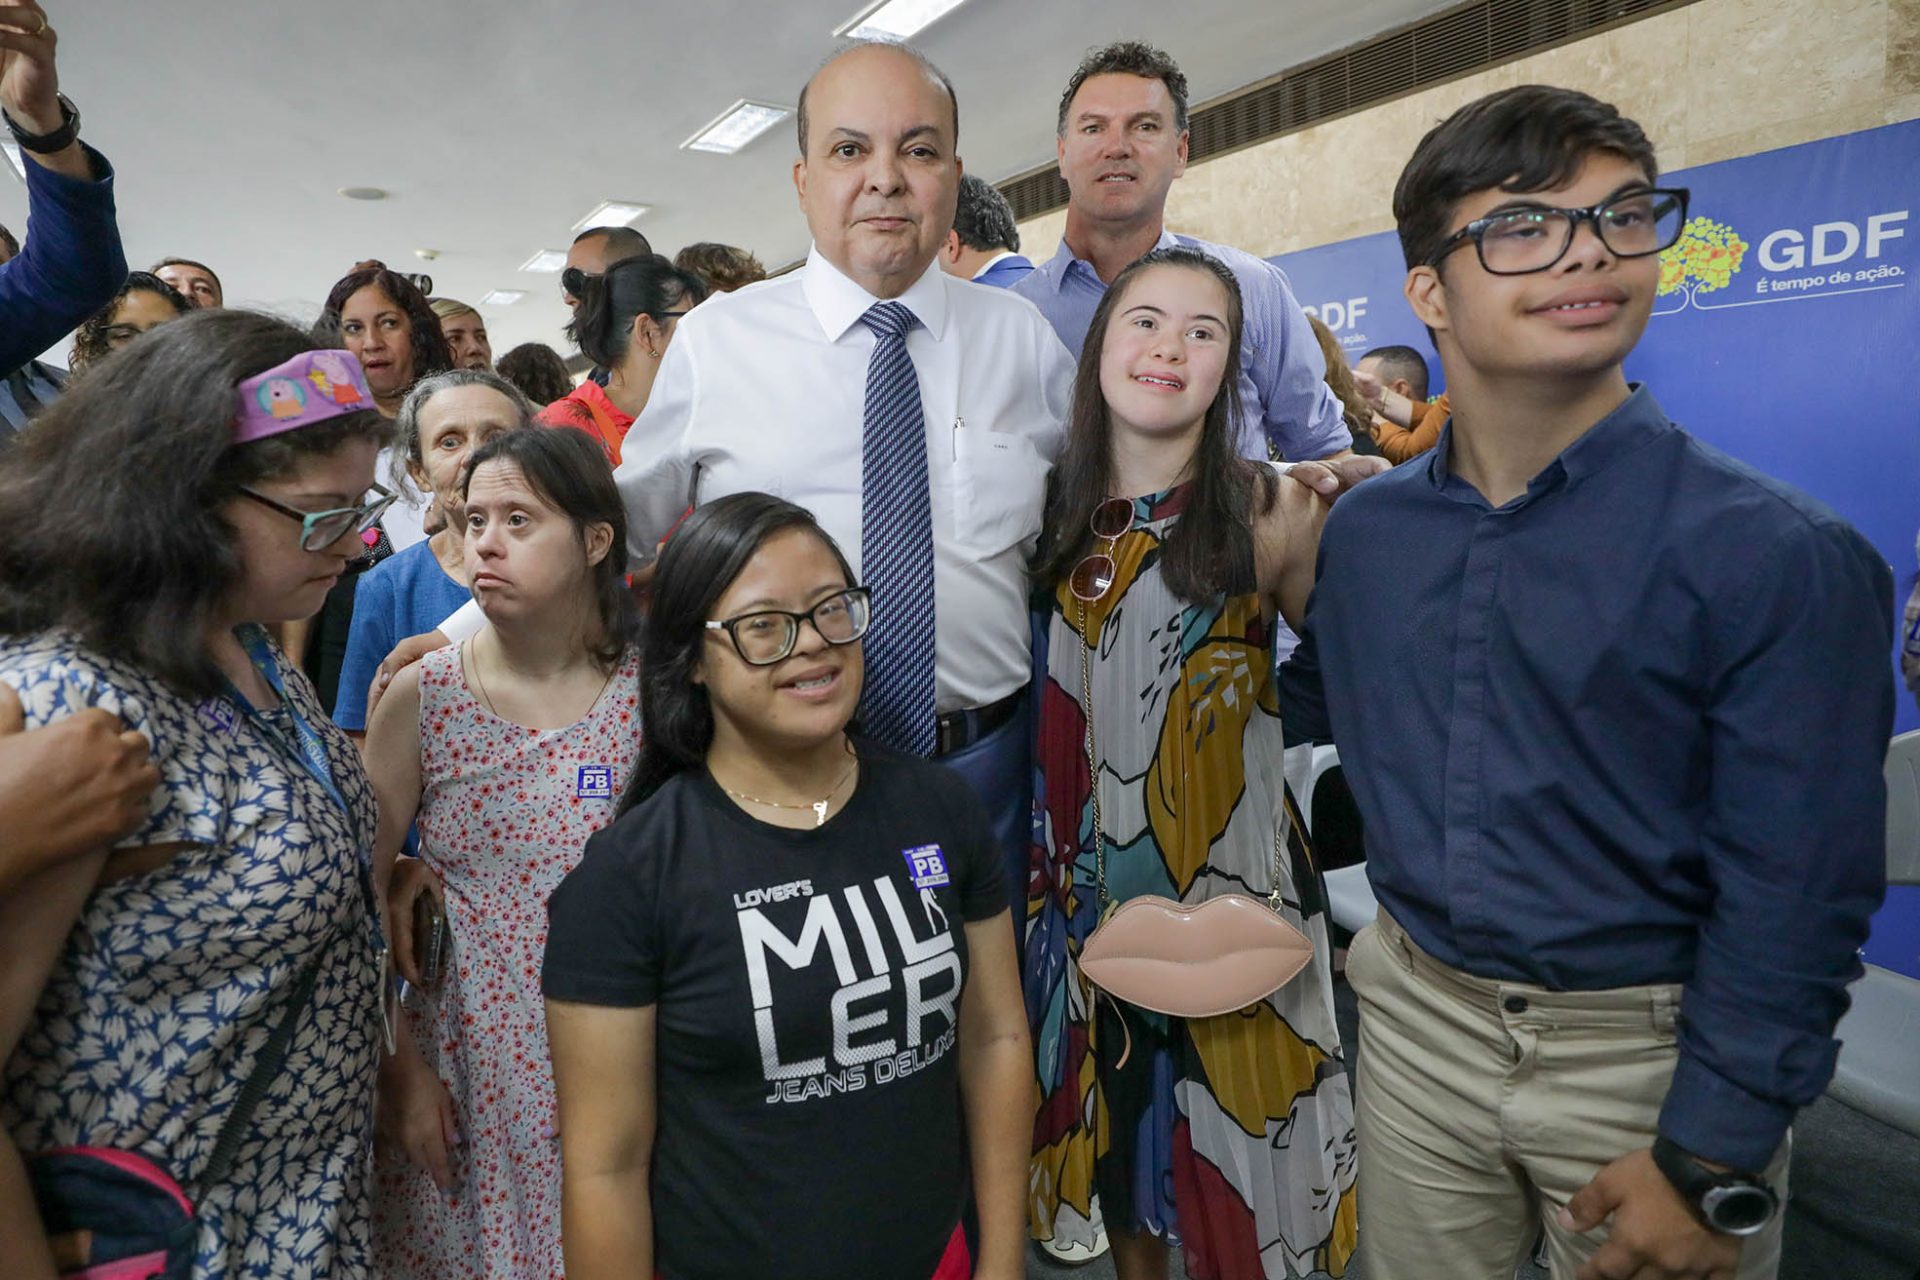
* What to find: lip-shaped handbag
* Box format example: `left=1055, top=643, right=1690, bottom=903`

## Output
left=1072, top=600, right=1315, bottom=1021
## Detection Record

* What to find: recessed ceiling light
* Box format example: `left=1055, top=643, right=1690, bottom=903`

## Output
left=519, top=249, right=570, bottom=274
left=682, top=100, right=793, bottom=155
left=480, top=289, right=527, bottom=307
left=836, top=0, right=969, bottom=40
left=338, top=186, right=388, bottom=201
left=572, top=201, right=651, bottom=233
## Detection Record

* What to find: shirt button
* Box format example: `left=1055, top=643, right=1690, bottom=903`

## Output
left=1503, top=995, right=1529, bottom=1014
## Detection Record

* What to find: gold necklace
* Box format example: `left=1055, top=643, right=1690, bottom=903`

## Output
left=720, top=741, right=859, bottom=827
left=469, top=642, right=618, bottom=724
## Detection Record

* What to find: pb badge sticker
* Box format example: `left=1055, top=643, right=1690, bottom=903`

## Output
left=902, top=844, right=950, bottom=889
left=576, top=765, right=613, bottom=799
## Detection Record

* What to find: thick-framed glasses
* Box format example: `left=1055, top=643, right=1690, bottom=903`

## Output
left=239, top=482, right=397, bottom=552
left=1069, top=498, right=1135, bottom=602
left=705, top=587, right=873, bottom=666
left=1427, top=187, right=1690, bottom=275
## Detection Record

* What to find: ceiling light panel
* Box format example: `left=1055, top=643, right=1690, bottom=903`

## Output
left=571, top=201, right=651, bottom=233
left=682, top=100, right=793, bottom=155
left=519, top=250, right=569, bottom=274
left=480, top=290, right=527, bottom=306
left=837, top=0, right=969, bottom=40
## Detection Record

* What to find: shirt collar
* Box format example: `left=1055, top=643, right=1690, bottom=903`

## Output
left=1039, top=224, right=1180, bottom=293
left=1426, top=383, right=1671, bottom=497
left=969, top=251, right=1020, bottom=280
left=801, top=247, right=950, bottom=344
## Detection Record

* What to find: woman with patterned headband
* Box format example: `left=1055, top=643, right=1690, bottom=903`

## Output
left=0, top=311, right=395, bottom=1278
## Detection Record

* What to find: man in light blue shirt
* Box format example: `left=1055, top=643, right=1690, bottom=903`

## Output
left=1013, top=40, right=1350, bottom=462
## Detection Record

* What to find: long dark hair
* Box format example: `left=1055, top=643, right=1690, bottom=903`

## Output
left=459, top=427, right=639, bottom=667
left=1031, top=245, right=1275, bottom=604
left=315, top=266, right=454, bottom=389
left=617, top=493, right=857, bottom=815
left=68, top=272, right=192, bottom=373
left=0, top=310, right=393, bottom=696
left=564, top=254, right=707, bottom=370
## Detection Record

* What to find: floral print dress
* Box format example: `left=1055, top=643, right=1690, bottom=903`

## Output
left=1025, top=486, right=1359, bottom=1279
left=372, top=643, right=642, bottom=1279
left=0, top=628, right=384, bottom=1279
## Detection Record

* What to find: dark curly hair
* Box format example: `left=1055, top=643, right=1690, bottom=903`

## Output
left=951, top=174, right=1019, bottom=254
left=0, top=310, right=393, bottom=696
left=674, top=242, right=767, bottom=293
left=68, top=272, right=192, bottom=373
left=1058, top=40, right=1189, bottom=136
left=495, top=342, right=576, bottom=407
left=314, top=266, right=454, bottom=396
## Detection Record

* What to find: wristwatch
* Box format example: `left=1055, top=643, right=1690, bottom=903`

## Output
left=3, top=93, right=80, bottom=154
left=1650, top=1137, right=1779, bottom=1236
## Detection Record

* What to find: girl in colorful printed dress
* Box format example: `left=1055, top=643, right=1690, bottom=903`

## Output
left=364, top=426, right=642, bottom=1278
left=1025, top=246, right=1360, bottom=1280
left=0, top=312, right=395, bottom=1278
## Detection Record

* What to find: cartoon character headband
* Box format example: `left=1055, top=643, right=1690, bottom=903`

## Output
left=233, top=349, right=377, bottom=444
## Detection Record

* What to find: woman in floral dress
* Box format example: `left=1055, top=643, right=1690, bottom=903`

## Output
left=0, top=314, right=395, bottom=1277
left=1025, top=248, right=1359, bottom=1279
left=365, top=427, right=642, bottom=1278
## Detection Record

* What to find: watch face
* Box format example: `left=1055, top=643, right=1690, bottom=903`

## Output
left=1702, top=1183, right=1776, bottom=1236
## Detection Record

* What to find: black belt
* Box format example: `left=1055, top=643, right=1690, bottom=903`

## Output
left=934, top=687, right=1026, bottom=758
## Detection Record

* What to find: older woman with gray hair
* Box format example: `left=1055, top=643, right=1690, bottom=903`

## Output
left=334, top=368, right=533, bottom=733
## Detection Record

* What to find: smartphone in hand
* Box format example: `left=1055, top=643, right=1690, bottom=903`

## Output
left=412, top=891, right=448, bottom=987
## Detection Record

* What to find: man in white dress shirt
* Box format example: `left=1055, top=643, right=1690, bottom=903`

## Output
left=410, top=41, right=1073, bottom=908
left=614, top=39, right=1073, bottom=886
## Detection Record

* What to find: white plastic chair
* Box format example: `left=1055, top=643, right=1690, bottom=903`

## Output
left=1296, top=744, right=1379, bottom=934
left=1827, top=730, right=1920, bottom=1135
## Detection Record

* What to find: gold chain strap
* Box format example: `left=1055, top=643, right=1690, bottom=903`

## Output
left=1078, top=598, right=1108, bottom=914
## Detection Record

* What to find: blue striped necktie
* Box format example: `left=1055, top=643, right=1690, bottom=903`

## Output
left=857, top=301, right=937, bottom=757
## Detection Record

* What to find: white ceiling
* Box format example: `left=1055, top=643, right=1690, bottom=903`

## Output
left=5, top=0, right=1455, bottom=360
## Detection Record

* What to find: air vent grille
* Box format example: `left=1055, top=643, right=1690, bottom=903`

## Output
left=1001, top=0, right=1695, bottom=221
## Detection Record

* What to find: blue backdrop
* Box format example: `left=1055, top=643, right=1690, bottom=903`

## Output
left=1271, top=119, right=1920, bottom=975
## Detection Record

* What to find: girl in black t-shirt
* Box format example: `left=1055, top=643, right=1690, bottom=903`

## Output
left=543, top=493, right=1033, bottom=1280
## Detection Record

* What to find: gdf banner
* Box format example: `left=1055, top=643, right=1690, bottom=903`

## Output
left=1270, top=118, right=1920, bottom=973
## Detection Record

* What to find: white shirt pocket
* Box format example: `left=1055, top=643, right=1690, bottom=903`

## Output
left=951, top=427, right=1047, bottom=556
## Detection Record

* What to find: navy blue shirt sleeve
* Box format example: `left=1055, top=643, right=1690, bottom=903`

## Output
left=1658, top=517, right=1894, bottom=1170
left=0, top=145, right=127, bottom=377
left=1277, top=534, right=1337, bottom=746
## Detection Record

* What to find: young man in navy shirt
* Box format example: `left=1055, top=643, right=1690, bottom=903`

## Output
left=1282, top=86, right=1893, bottom=1279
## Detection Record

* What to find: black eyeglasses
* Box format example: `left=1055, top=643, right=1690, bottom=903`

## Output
left=705, top=588, right=873, bottom=666
left=239, top=483, right=397, bottom=551
left=1428, top=187, right=1690, bottom=275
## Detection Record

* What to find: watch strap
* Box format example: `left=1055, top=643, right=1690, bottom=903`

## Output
left=1651, top=1137, right=1778, bottom=1235
left=4, top=93, right=78, bottom=154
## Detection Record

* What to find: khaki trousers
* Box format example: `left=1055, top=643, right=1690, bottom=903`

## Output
left=1345, top=911, right=1788, bottom=1279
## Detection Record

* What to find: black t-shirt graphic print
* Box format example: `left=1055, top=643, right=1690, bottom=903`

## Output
left=543, top=741, right=1007, bottom=1280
